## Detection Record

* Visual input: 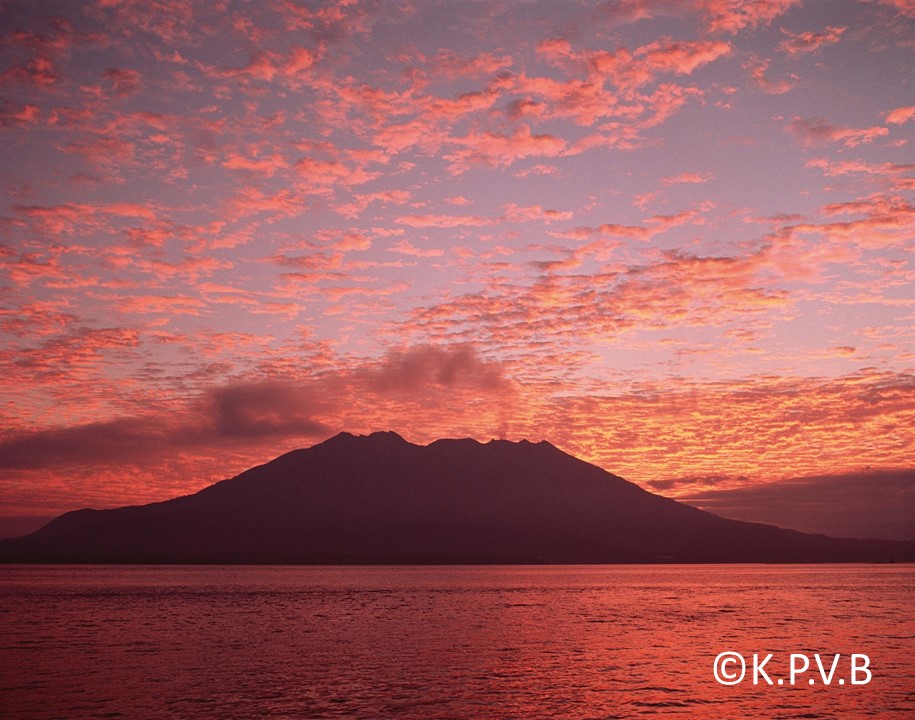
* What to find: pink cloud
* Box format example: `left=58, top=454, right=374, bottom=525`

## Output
left=3, top=19, right=112, bottom=113
left=886, top=106, right=915, bottom=125
left=214, top=45, right=320, bottom=85
left=502, top=204, right=574, bottom=223
left=388, top=240, right=444, bottom=258
left=0, top=55, right=61, bottom=89
left=445, top=125, right=567, bottom=173
left=125, top=253, right=229, bottom=283
left=783, top=193, right=915, bottom=249
left=788, top=117, right=890, bottom=147
left=422, top=50, right=514, bottom=78
left=1, top=0, right=912, bottom=523
left=747, top=58, right=795, bottom=94
left=97, top=203, right=158, bottom=219
left=371, top=118, right=441, bottom=154
left=511, top=37, right=716, bottom=132
left=272, top=250, right=344, bottom=273
left=220, top=51, right=279, bottom=82
left=63, top=136, right=136, bottom=170
left=805, top=158, right=915, bottom=178
left=638, top=39, right=731, bottom=74
left=299, top=229, right=372, bottom=253
left=595, top=0, right=800, bottom=35
left=395, top=214, right=492, bottom=228
left=663, top=172, right=712, bottom=185
left=873, top=0, right=915, bottom=18
left=0, top=102, right=40, bottom=125
left=514, top=164, right=559, bottom=178
left=222, top=153, right=289, bottom=176
left=1, top=250, right=68, bottom=287
left=505, top=98, right=548, bottom=121
left=640, top=83, right=702, bottom=127
left=225, top=187, right=305, bottom=219
left=777, top=26, right=846, bottom=56
left=557, top=223, right=650, bottom=241
left=295, top=156, right=379, bottom=187
left=638, top=172, right=713, bottom=207
left=697, top=0, right=801, bottom=34
left=273, top=0, right=381, bottom=43
left=0, top=344, right=507, bottom=489
left=90, top=0, right=201, bottom=43
left=281, top=46, right=318, bottom=76
left=322, top=281, right=411, bottom=303
left=507, top=72, right=619, bottom=124
left=118, top=294, right=205, bottom=316
left=424, top=90, right=499, bottom=120
left=13, top=202, right=157, bottom=238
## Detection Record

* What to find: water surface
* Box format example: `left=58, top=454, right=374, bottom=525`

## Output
left=1, top=565, right=912, bottom=718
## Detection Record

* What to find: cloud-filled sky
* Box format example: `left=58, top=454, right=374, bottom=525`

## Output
left=1, top=0, right=913, bottom=528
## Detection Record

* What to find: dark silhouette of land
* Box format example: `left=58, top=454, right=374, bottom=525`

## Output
left=1, top=432, right=912, bottom=563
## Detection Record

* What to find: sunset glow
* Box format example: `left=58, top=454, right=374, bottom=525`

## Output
left=1, top=0, right=912, bottom=522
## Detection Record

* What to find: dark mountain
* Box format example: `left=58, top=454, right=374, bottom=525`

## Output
left=2, top=432, right=912, bottom=563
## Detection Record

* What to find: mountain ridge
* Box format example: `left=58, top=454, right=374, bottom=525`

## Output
left=2, top=431, right=912, bottom=564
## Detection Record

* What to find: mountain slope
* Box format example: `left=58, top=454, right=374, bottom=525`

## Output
left=2, top=432, right=912, bottom=563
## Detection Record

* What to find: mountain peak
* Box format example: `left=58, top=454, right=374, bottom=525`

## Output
left=323, top=430, right=409, bottom=445
left=2, top=432, right=913, bottom=563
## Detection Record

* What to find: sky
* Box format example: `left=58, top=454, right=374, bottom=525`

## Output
left=1, top=0, right=913, bottom=538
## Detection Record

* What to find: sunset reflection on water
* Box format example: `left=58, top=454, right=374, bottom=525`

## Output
left=1, top=564, right=912, bottom=719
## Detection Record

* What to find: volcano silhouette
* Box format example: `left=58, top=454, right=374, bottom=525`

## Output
left=2, top=432, right=912, bottom=563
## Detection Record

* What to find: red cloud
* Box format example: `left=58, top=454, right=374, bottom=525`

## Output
left=2, top=54, right=59, bottom=87
left=103, top=67, right=141, bottom=96
left=0, top=16, right=101, bottom=89
left=0, top=102, right=40, bottom=125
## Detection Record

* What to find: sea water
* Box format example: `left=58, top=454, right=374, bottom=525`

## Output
left=1, top=565, right=912, bottom=719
